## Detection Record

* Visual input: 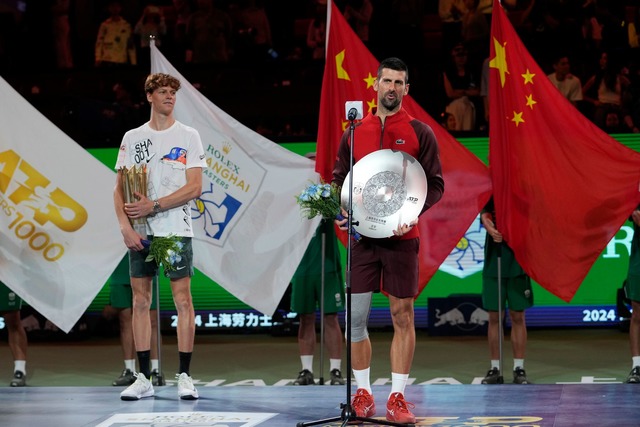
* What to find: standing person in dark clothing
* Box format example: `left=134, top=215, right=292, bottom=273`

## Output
left=479, top=197, right=533, bottom=385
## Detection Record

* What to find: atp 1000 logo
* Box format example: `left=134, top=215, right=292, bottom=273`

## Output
left=0, top=150, right=87, bottom=261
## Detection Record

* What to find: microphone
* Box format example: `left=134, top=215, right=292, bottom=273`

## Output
left=345, top=100, right=363, bottom=121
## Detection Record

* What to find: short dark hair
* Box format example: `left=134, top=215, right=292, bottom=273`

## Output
left=144, top=73, right=181, bottom=94
left=377, top=57, right=409, bottom=84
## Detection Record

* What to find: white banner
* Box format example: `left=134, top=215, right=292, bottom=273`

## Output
left=151, top=43, right=319, bottom=315
left=0, top=77, right=125, bottom=332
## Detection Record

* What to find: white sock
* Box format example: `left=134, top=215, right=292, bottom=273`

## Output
left=151, top=359, right=159, bottom=371
left=14, top=360, right=26, bottom=375
left=353, top=367, right=371, bottom=393
left=491, top=359, right=500, bottom=369
left=300, top=355, right=313, bottom=372
left=329, top=359, right=341, bottom=372
left=124, top=359, right=135, bottom=371
left=514, top=359, right=524, bottom=370
left=632, top=356, right=640, bottom=368
left=389, top=372, right=409, bottom=397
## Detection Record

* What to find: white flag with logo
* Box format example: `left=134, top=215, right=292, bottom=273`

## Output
left=151, top=43, right=319, bottom=315
left=0, top=77, right=125, bottom=332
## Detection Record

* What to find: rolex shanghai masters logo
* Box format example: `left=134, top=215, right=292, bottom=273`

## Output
left=439, top=214, right=486, bottom=278
left=193, top=141, right=263, bottom=246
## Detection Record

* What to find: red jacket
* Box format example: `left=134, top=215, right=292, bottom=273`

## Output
left=332, top=107, right=445, bottom=240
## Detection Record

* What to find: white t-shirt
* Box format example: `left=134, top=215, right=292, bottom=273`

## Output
left=547, top=73, right=583, bottom=102
left=115, top=120, right=207, bottom=237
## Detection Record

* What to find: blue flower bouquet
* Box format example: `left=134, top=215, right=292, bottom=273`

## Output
left=296, top=181, right=360, bottom=240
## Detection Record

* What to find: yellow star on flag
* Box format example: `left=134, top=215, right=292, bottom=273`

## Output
left=522, top=69, right=535, bottom=85
left=511, top=111, right=525, bottom=127
left=489, top=37, right=509, bottom=88
left=525, top=94, right=537, bottom=109
left=335, top=50, right=350, bottom=81
left=367, top=98, right=377, bottom=112
left=363, top=72, right=376, bottom=89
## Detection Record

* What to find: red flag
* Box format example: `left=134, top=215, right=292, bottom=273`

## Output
left=489, top=0, right=640, bottom=302
left=317, top=1, right=492, bottom=289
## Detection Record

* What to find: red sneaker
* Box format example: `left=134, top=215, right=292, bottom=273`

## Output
left=386, top=392, right=416, bottom=424
left=350, top=388, right=376, bottom=420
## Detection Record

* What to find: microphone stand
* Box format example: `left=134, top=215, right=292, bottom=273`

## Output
left=496, top=241, right=504, bottom=384
left=297, top=116, right=409, bottom=427
left=319, top=221, right=326, bottom=385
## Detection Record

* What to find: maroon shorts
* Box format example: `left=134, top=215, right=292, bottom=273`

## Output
left=350, top=237, right=420, bottom=298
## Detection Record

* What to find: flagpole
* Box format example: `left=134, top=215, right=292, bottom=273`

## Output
left=153, top=273, right=165, bottom=386
left=496, top=241, right=504, bottom=384
left=318, top=221, right=326, bottom=385
left=148, top=35, right=165, bottom=387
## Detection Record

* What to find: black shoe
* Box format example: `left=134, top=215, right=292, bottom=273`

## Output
left=151, top=369, right=165, bottom=386
left=513, top=367, right=530, bottom=384
left=481, top=367, right=500, bottom=384
left=329, top=369, right=345, bottom=385
left=10, top=370, right=26, bottom=387
left=112, top=369, right=135, bottom=386
left=626, top=366, right=640, bottom=383
left=293, top=369, right=315, bottom=385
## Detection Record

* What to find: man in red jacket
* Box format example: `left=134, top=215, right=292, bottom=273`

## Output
left=333, top=56, right=444, bottom=424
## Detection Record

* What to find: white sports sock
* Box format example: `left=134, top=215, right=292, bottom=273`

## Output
left=353, top=367, right=371, bottom=393
left=329, top=359, right=341, bottom=372
left=389, top=372, right=409, bottom=397
left=14, top=360, right=26, bottom=374
left=300, top=355, right=313, bottom=372
left=491, top=359, right=500, bottom=369
left=632, top=356, right=640, bottom=368
left=124, top=359, right=135, bottom=371
left=151, top=359, right=159, bottom=371
left=513, top=359, right=525, bottom=370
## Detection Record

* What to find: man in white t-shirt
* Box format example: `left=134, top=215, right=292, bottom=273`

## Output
left=547, top=55, right=583, bottom=105
left=114, top=73, right=207, bottom=402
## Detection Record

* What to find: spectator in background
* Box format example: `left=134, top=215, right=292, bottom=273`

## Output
left=95, top=1, right=137, bottom=67
left=134, top=5, right=167, bottom=69
left=306, top=0, right=326, bottom=60
left=235, top=0, right=273, bottom=62
left=185, top=0, right=233, bottom=65
left=344, top=0, right=373, bottom=47
left=443, top=42, right=481, bottom=131
left=0, top=282, right=28, bottom=387
left=51, top=0, right=73, bottom=69
left=460, top=0, right=489, bottom=69
left=582, top=50, right=633, bottom=131
left=547, top=54, right=583, bottom=105
left=440, top=111, right=458, bottom=131
left=163, top=0, right=193, bottom=66
left=439, top=0, right=467, bottom=54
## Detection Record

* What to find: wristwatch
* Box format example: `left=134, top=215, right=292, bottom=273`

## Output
left=152, top=199, right=161, bottom=215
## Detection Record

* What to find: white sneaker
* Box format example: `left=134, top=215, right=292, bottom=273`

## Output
left=176, top=372, right=199, bottom=400
left=120, top=373, right=154, bottom=401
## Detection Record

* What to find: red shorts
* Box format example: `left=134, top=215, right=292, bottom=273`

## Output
left=350, top=237, right=420, bottom=298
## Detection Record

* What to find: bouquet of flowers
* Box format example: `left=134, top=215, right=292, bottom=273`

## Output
left=296, top=181, right=342, bottom=219
left=145, top=234, right=184, bottom=272
left=296, top=181, right=361, bottom=240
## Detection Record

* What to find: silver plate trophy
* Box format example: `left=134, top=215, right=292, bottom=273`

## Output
left=341, top=149, right=427, bottom=238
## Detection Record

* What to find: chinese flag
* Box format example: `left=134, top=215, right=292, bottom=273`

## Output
left=317, top=1, right=492, bottom=289
left=489, top=0, right=640, bottom=301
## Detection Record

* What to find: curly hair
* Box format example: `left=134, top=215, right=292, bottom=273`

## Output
left=144, top=73, right=181, bottom=94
